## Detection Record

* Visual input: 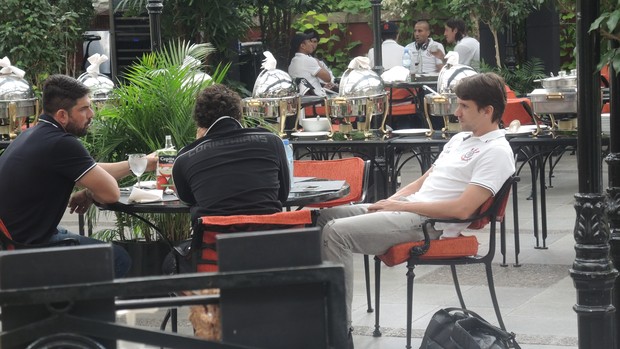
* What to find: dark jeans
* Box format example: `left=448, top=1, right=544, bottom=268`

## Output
left=51, top=226, right=132, bottom=278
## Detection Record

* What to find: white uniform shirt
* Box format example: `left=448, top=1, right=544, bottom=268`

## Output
left=288, top=53, right=326, bottom=97
left=455, top=36, right=480, bottom=70
left=405, top=129, right=515, bottom=237
left=368, top=39, right=405, bottom=70
left=404, top=38, right=445, bottom=74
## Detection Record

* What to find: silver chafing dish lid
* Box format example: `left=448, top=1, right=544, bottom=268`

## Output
left=436, top=62, right=477, bottom=94
left=252, top=68, right=297, bottom=98
left=0, top=74, right=35, bottom=102
left=77, top=72, right=115, bottom=100
left=339, top=68, right=384, bottom=97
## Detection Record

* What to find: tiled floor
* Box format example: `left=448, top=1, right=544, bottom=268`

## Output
left=58, top=150, right=597, bottom=348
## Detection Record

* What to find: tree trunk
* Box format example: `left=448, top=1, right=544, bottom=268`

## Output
left=492, top=28, right=501, bottom=67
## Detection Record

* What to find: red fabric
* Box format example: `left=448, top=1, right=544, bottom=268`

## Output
left=503, top=98, right=535, bottom=126
left=304, top=105, right=328, bottom=117
left=0, top=219, right=15, bottom=250
left=378, top=235, right=479, bottom=267
left=388, top=87, right=417, bottom=116
left=602, top=102, right=610, bottom=114
left=197, top=210, right=313, bottom=272
left=293, top=158, right=365, bottom=208
left=504, top=85, right=517, bottom=99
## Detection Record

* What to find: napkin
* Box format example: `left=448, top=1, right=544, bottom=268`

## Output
left=381, top=66, right=410, bottom=83
left=444, top=51, right=460, bottom=66
left=128, top=188, right=163, bottom=203
left=348, top=56, right=371, bottom=70
left=0, top=56, right=26, bottom=78
left=86, top=53, right=109, bottom=76
left=261, top=51, right=277, bottom=70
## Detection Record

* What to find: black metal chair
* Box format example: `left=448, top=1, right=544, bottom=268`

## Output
left=371, top=175, right=518, bottom=349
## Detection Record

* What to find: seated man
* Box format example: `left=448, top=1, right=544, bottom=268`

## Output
left=303, top=28, right=338, bottom=91
left=288, top=32, right=336, bottom=97
left=0, top=75, right=157, bottom=278
left=404, top=20, right=445, bottom=74
left=438, top=18, right=481, bottom=70
left=315, top=72, right=515, bottom=344
left=172, top=84, right=290, bottom=222
left=367, top=21, right=405, bottom=70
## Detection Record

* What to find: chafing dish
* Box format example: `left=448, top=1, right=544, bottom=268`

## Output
left=77, top=72, right=115, bottom=102
left=242, top=68, right=300, bottom=137
left=529, top=70, right=578, bottom=116
left=325, top=67, right=387, bottom=136
left=423, top=62, right=477, bottom=134
left=0, top=74, right=37, bottom=140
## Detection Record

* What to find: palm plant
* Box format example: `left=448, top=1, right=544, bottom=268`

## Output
left=480, top=58, right=546, bottom=97
left=87, top=40, right=228, bottom=243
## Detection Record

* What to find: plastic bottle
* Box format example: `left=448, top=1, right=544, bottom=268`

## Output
left=156, top=135, right=177, bottom=190
left=402, top=48, right=411, bottom=71
left=282, top=139, right=294, bottom=189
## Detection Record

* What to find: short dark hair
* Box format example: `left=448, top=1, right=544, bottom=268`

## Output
left=42, top=74, right=90, bottom=115
left=454, top=73, right=506, bottom=123
left=446, top=18, right=467, bottom=42
left=193, top=84, right=242, bottom=128
left=303, top=29, right=320, bottom=41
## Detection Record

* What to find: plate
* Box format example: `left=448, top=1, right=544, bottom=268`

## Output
left=505, top=124, right=549, bottom=135
left=391, top=128, right=431, bottom=136
left=291, top=131, right=330, bottom=138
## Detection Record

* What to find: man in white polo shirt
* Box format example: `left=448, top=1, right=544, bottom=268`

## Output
left=439, top=18, right=481, bottom=70
left=404, top=20, right=445, bottom=74
left=315, top=72, right=515, bottom=345
left=288, top=32, right=335, bottom=97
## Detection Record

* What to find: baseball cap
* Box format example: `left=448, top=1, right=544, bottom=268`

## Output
left=381, top=21, right=398, bottom=34
left=290, top=32, right=313, bottom=52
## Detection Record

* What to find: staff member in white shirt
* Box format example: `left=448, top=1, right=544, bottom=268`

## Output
left=288, top=32, right=335, bottom=97
left=404, top=20, right=445, bottom=74
left=439, top=18, right=481, bottom=70
left=367, top=21, right=405, bottom=70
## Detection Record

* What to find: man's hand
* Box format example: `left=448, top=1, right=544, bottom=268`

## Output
left=367, top=199, right=405, bottom=213
left=68, top=189, right=94, bottom=214
left=146, top=151, right=158, bottom=172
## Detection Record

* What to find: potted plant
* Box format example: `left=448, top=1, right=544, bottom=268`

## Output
left=86, top=40, right=228, bottom=276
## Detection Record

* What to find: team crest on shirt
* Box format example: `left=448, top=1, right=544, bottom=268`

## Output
left=461, top=148, right=479, bottom=161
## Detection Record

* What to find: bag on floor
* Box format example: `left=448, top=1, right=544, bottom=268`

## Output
left=420, top=307, right=521, bottom=349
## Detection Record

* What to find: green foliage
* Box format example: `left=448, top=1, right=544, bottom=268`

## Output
left=589, top=1, right=620, bottom=75
left=293, top=11, right=362, bottom=77
left=480, top=58, right=546, bottom=97
left=85, top=40, right=229, bottom=242
left=559, top=11, right=577, bottom=71
left=0, top=0, right=94, bottom=87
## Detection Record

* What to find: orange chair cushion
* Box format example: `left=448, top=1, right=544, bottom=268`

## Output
left=198, top=210, right=313, bottom=272
left=378, top=235, right=479, bottom=267
left=388, top=88, right=417, bottom=116
left=502, top=98, right=534, bottom=126
left=504, top=85, right=517, bottom=99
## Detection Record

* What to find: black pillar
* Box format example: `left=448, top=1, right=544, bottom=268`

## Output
left=370, top=0, right=383, bottom=75
left=146, top=0, right=163, bottom=52
left=606, top=38, right=620, bottom=349
left=572, top=0, right=618, bottom=348
left=505, top=24, right=516, bottom=71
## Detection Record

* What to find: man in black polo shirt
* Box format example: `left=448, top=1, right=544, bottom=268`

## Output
left=172, top=84, right=289, bottom=223
left=0, top=74, right=154, bottom=278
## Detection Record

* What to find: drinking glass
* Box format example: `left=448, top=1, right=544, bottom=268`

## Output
left=128, top=153, right=148, bottom=188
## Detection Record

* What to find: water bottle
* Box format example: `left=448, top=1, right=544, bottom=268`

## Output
left=282, top=139, right=294, bottom=189
left=402, top=48, right=411, bottom=71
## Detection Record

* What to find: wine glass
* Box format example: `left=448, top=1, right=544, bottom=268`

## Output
left=128, top=153, right=148, bottom=188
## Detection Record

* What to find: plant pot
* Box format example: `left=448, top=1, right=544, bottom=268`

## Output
left=114, top=240, right=170, bottom=277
